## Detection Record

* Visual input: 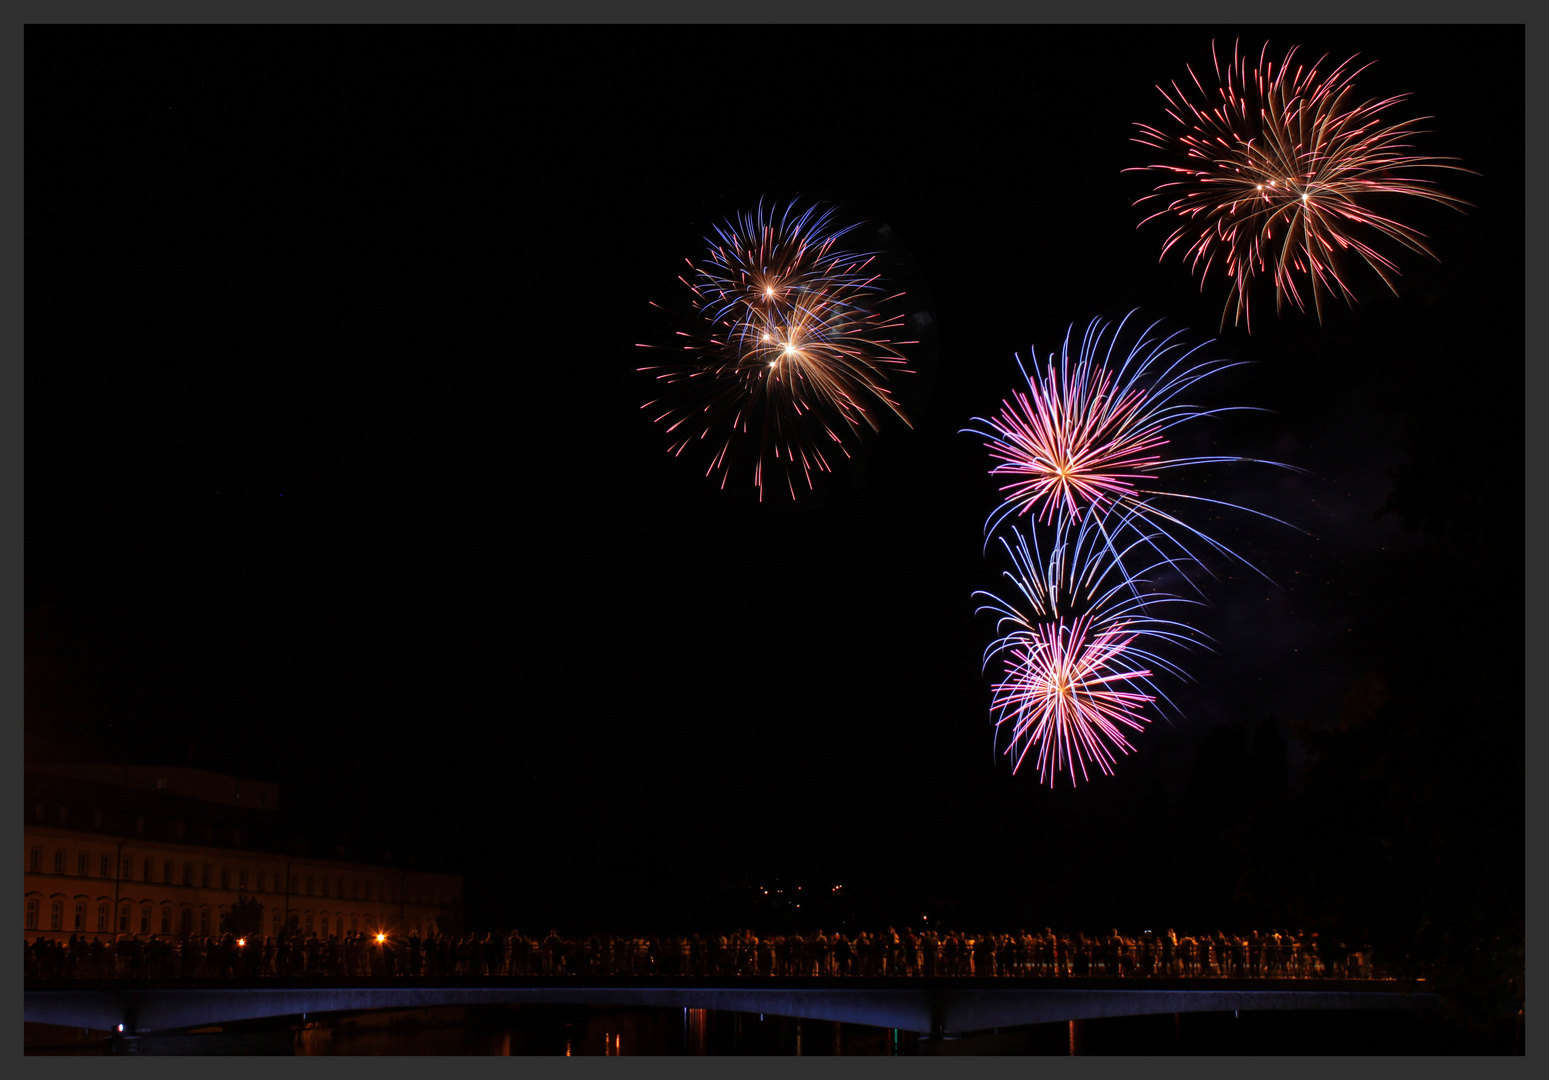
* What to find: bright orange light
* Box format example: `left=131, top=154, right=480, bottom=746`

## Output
left=375, top=933, right=386, bottom=943
left=238, top=938, right=246, bottom=946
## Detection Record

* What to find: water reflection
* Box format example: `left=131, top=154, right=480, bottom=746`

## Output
left=27, top=1004, right=1507, bottom=1055
left=284, top=1004, right=914, bottom=1056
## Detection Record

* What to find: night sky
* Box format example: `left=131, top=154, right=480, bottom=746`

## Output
left=26, top=26, right=1523, bottom=937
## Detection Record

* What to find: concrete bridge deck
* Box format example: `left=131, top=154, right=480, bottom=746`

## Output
left=25, top=976, right=1436, bottom=1036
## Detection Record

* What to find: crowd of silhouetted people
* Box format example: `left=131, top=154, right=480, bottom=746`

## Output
left=25, top=925, right=1379, bottom=981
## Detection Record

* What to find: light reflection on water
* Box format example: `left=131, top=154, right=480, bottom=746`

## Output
left=293, top=1005, right=908, bottom=1056
left=29, top=1006, right=1487, bottom=1055
left=285, top=1006, right=1444, bottom=1056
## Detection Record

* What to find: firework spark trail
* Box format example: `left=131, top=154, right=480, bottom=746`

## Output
left=638, top=198, right=915, bottom=500
left=993, top=618, right=1155, bottom=784
left=964, top=311, right=1302, bottom=586
left=1130, top=40, right=1471, bottom=330
left=975, top=515, right=1201, bottom=786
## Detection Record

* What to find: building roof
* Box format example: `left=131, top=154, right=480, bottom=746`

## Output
left=22, top=766, right=460, bottom=880
left=24, top=762, right=280, bottom=810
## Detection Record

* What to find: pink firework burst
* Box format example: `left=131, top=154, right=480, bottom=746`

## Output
left=984, top=346, right=1167, bottom=527
left=1131, top=41, right=1471, bottom=329
left=966, top=312, right=1300, bottom=578
left=990, top=615, right=1156, bottom=785
left=976, top=517, right=1201, bottom=787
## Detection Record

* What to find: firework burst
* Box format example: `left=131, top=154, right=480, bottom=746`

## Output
left=1131, top=41, right=1471, bottom=329
left=637, top=199, right=915, bottom=501
left=964, top=311, right=1299, bottom=582
left=976, top=516, right=1200, bottom=786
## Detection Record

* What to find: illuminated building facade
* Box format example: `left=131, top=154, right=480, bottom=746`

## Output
left=23, top=763, right=461, bottom=943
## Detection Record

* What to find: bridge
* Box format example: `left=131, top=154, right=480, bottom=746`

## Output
left=25, top=976, right=1436, bottom=1038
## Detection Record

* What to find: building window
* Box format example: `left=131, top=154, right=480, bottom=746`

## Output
left=220, top=867, right=230, bottom=890
left=183, top=862, right=193, bottom=886
left=122, top=858, right=132, bottom=880
left=26, top=899, right=39, bottom=930
left=305, top=912, right=314, bottom=933
left=53, top=850, right=64, bottom=874
left=50, top=901, right=63, bottom=930
left=307, top=875, right=315, bottom=896
left=119, top=904, right=131, bottom=933
left=201, top=864, right=211, bottom=888
left=97, top=904, right=108, bottom=932
left=77, top=851, right=87, bottom=876
left=141, top=907, right=151, bottom=934
left=144, top=858, right=153, bottom=882
left=100, top=854, right=110, bottom=878
left=164, top=860, right=173, bottom=884
left=94, top=810, right=103, bottom=827
left=321, top=915, right=329, bottom=936
left=156, top=777, right=168, bottom=790
left=199, top=909, right=210, bottom=935
left=161, top=908, right=172, bottom=934
left=29, top=848, right=40, bottom=872
left=256, top=871, right=265, bottom=892
left=74, top=902, right=86, bottom=930
left=239, top=869, right=248, bottom=889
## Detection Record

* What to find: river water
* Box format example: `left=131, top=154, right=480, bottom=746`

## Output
left=25, top=1004, right=1520, bottom=1055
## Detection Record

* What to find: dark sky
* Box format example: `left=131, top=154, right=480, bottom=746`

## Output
left=25, top=25, right=1523, bottom=930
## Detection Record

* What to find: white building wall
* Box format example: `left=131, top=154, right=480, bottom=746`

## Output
left=24, top=825, right=461, bottom=944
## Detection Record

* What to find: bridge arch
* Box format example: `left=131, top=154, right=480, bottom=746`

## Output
left=25, top=982, right=1436, bottom=1037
